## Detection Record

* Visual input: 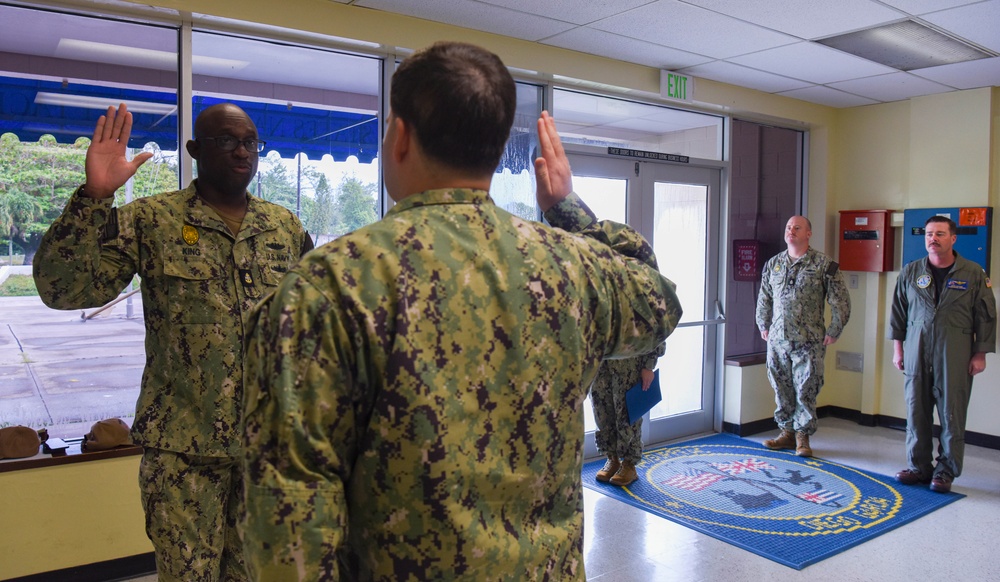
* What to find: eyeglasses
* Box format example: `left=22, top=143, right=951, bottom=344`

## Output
left=199, top=135, right=266, bottom=153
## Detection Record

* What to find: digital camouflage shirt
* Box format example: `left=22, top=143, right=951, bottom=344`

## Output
left=242, top=188, right=682, bottom=581
left=756, top=247, right=851, bottom=342
left=33, top=183, right=311, bottom=457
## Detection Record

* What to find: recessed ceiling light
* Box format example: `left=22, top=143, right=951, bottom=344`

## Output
left=817, top=20, right=997, bottom=71
left=55, top=39, right=249, bottom=74
left=34, top=92, right=177, bottom=115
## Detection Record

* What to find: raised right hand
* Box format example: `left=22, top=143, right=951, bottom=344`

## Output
left=533, top=111, right=573, bottom=212
left=82, top=103, right=154, bottom=199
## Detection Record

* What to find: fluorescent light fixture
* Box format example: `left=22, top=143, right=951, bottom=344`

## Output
left=55, top=39, right=249, bottom=75
left=34, top=92, right=177, bottom=115
left=817, top=20, right=997, bottom=71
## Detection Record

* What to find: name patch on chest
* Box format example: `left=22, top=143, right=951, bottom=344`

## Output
left=946, top=279, right=968, bottom=290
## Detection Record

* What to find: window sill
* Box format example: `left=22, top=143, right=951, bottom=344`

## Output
left=724, top=353, right=766, bottom=367
left=0, top=438, right=142, bottom=473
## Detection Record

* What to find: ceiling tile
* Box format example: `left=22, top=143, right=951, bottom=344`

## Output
left=879, top=0, right=985, bottom=17
left=479, top=0, right=653, bottom=26
left=910, top=56, right=1000, bottom=89
left=920, top=0, right=1000, bottom=52
left=828, top=72, right=955, bottom=101
left=683, top=0, right=906, bottom=40
left=354, top=0, right=576, bottom=42
left=590, top=0, right=798, bottom=59
left=679, top=60, right=813, bottom=93
left=542, top=27, right=711, bottom=70
left=730, top=41, right=898, bottom=83
left=777, top=85, right=880, bottom=107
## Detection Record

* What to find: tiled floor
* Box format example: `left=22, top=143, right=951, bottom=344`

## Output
left=121, top=417, right=1000, bottom=581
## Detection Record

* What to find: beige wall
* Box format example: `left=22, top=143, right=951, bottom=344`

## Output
left=0, top=456, right=151, bottom=579
left=818, top=89, right=999, bottom=432
left=7, top=0, right=997, bottom=578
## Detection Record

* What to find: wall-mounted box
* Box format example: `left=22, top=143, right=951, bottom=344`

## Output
left=902, top=207, right=992, bottom=274
left=839, top=210, right=894, bottom=272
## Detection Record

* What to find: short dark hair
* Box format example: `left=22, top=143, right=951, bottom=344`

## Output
left=924, top=215, right=957, bottom=235
left=390, top=41, right=516, bottom=175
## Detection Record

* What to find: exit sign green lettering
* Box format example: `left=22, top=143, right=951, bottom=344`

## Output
left=660, top=71, right=693, bottom=103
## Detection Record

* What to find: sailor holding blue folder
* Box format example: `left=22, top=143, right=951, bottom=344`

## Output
left=591, top=344, right=665, bottom=486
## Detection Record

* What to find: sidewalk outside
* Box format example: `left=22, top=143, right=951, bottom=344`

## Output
left=0, top=294, right=145, bottom=440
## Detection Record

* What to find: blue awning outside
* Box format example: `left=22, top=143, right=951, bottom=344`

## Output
left=0, top=77, right=379, bottom=162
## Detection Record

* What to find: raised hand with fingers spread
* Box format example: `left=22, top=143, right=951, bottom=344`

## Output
left=82, top=103, right=153, bottom=199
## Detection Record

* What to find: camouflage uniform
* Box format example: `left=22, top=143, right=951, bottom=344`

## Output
left=889, top=253, right=996, bottom=479
left=242, top=189, right=682, bottom=581
left=591, top=343, right=665, bottom=464
left=755, top=247, right=850, bottom=436
left=33, top=182, right=311, bottom=582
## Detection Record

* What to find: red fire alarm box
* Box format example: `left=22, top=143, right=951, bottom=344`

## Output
left=839, top=210, right=894, bottom=272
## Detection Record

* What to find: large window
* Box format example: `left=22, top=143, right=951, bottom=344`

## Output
left=0, top=5, right=382, bottom=440
left=1, top=5, right=178, bottom=440
left=2, top=4, right=724, bottom=447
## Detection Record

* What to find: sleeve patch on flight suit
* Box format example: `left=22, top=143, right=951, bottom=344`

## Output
left=946, top=279, right=968, bottom=290
left=986, top=277, right=992, bottom=288
left=916, top=275, right=931, bottom=288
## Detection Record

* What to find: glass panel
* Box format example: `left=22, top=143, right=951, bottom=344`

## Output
left=0, top=5, right=178, bottom=440
left=191, top=31, right=381, bottom=242
left=553, top=88, right=723, bottom=161
left=651, top=326, right=705, bottom=417
left=490, top=83, right=542, bottom=220
left=572, top=176, right=628, bottom=433
left=490, top=82, right=542, bottom=220
left=654, top=182, right=707, bottom=322
left=651, top=181, right=708, bottom=417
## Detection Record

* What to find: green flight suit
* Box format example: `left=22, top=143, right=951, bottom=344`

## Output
left=889, top=253, right=996, bottom=479
left=756, top=247, right=851, bottom=435
left=242, top=189, right=682, bottom=581
left=33, top=182, right=311, bottom=581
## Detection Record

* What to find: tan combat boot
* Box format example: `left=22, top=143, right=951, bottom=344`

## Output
left=610, top=460, right=638, bottom=486
left=795, top=432, right=813, bottom=457
left=595, top=455, right=621, bottom=483
left=763, top=429, right=796, bottom=450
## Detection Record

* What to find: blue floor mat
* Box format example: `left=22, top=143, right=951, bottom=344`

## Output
left=583, top=433, right=964, bottom=569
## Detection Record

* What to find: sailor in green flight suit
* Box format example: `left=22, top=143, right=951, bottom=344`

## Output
left=890, top=215, right=996, bottom=493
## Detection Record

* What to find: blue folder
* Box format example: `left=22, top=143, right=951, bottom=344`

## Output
left=625, top=369, right=661, bottom=424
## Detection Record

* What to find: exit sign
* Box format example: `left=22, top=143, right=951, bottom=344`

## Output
left=660, top=71, right=693, bottom=103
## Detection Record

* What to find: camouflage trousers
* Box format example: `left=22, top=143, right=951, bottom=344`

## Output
left=591, top=358, right=644, bottom=464
left=766, top=339, right=827, bottom=436
left=139, top=448, right=247, bottom=582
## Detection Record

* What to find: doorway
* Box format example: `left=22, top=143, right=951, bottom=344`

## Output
left=568, top=152, right=723, bottom=456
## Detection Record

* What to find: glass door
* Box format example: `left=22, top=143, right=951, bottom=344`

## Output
left=641, top=163, right=722, bottom=443
left=568, top=153, right=722, bottom=455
